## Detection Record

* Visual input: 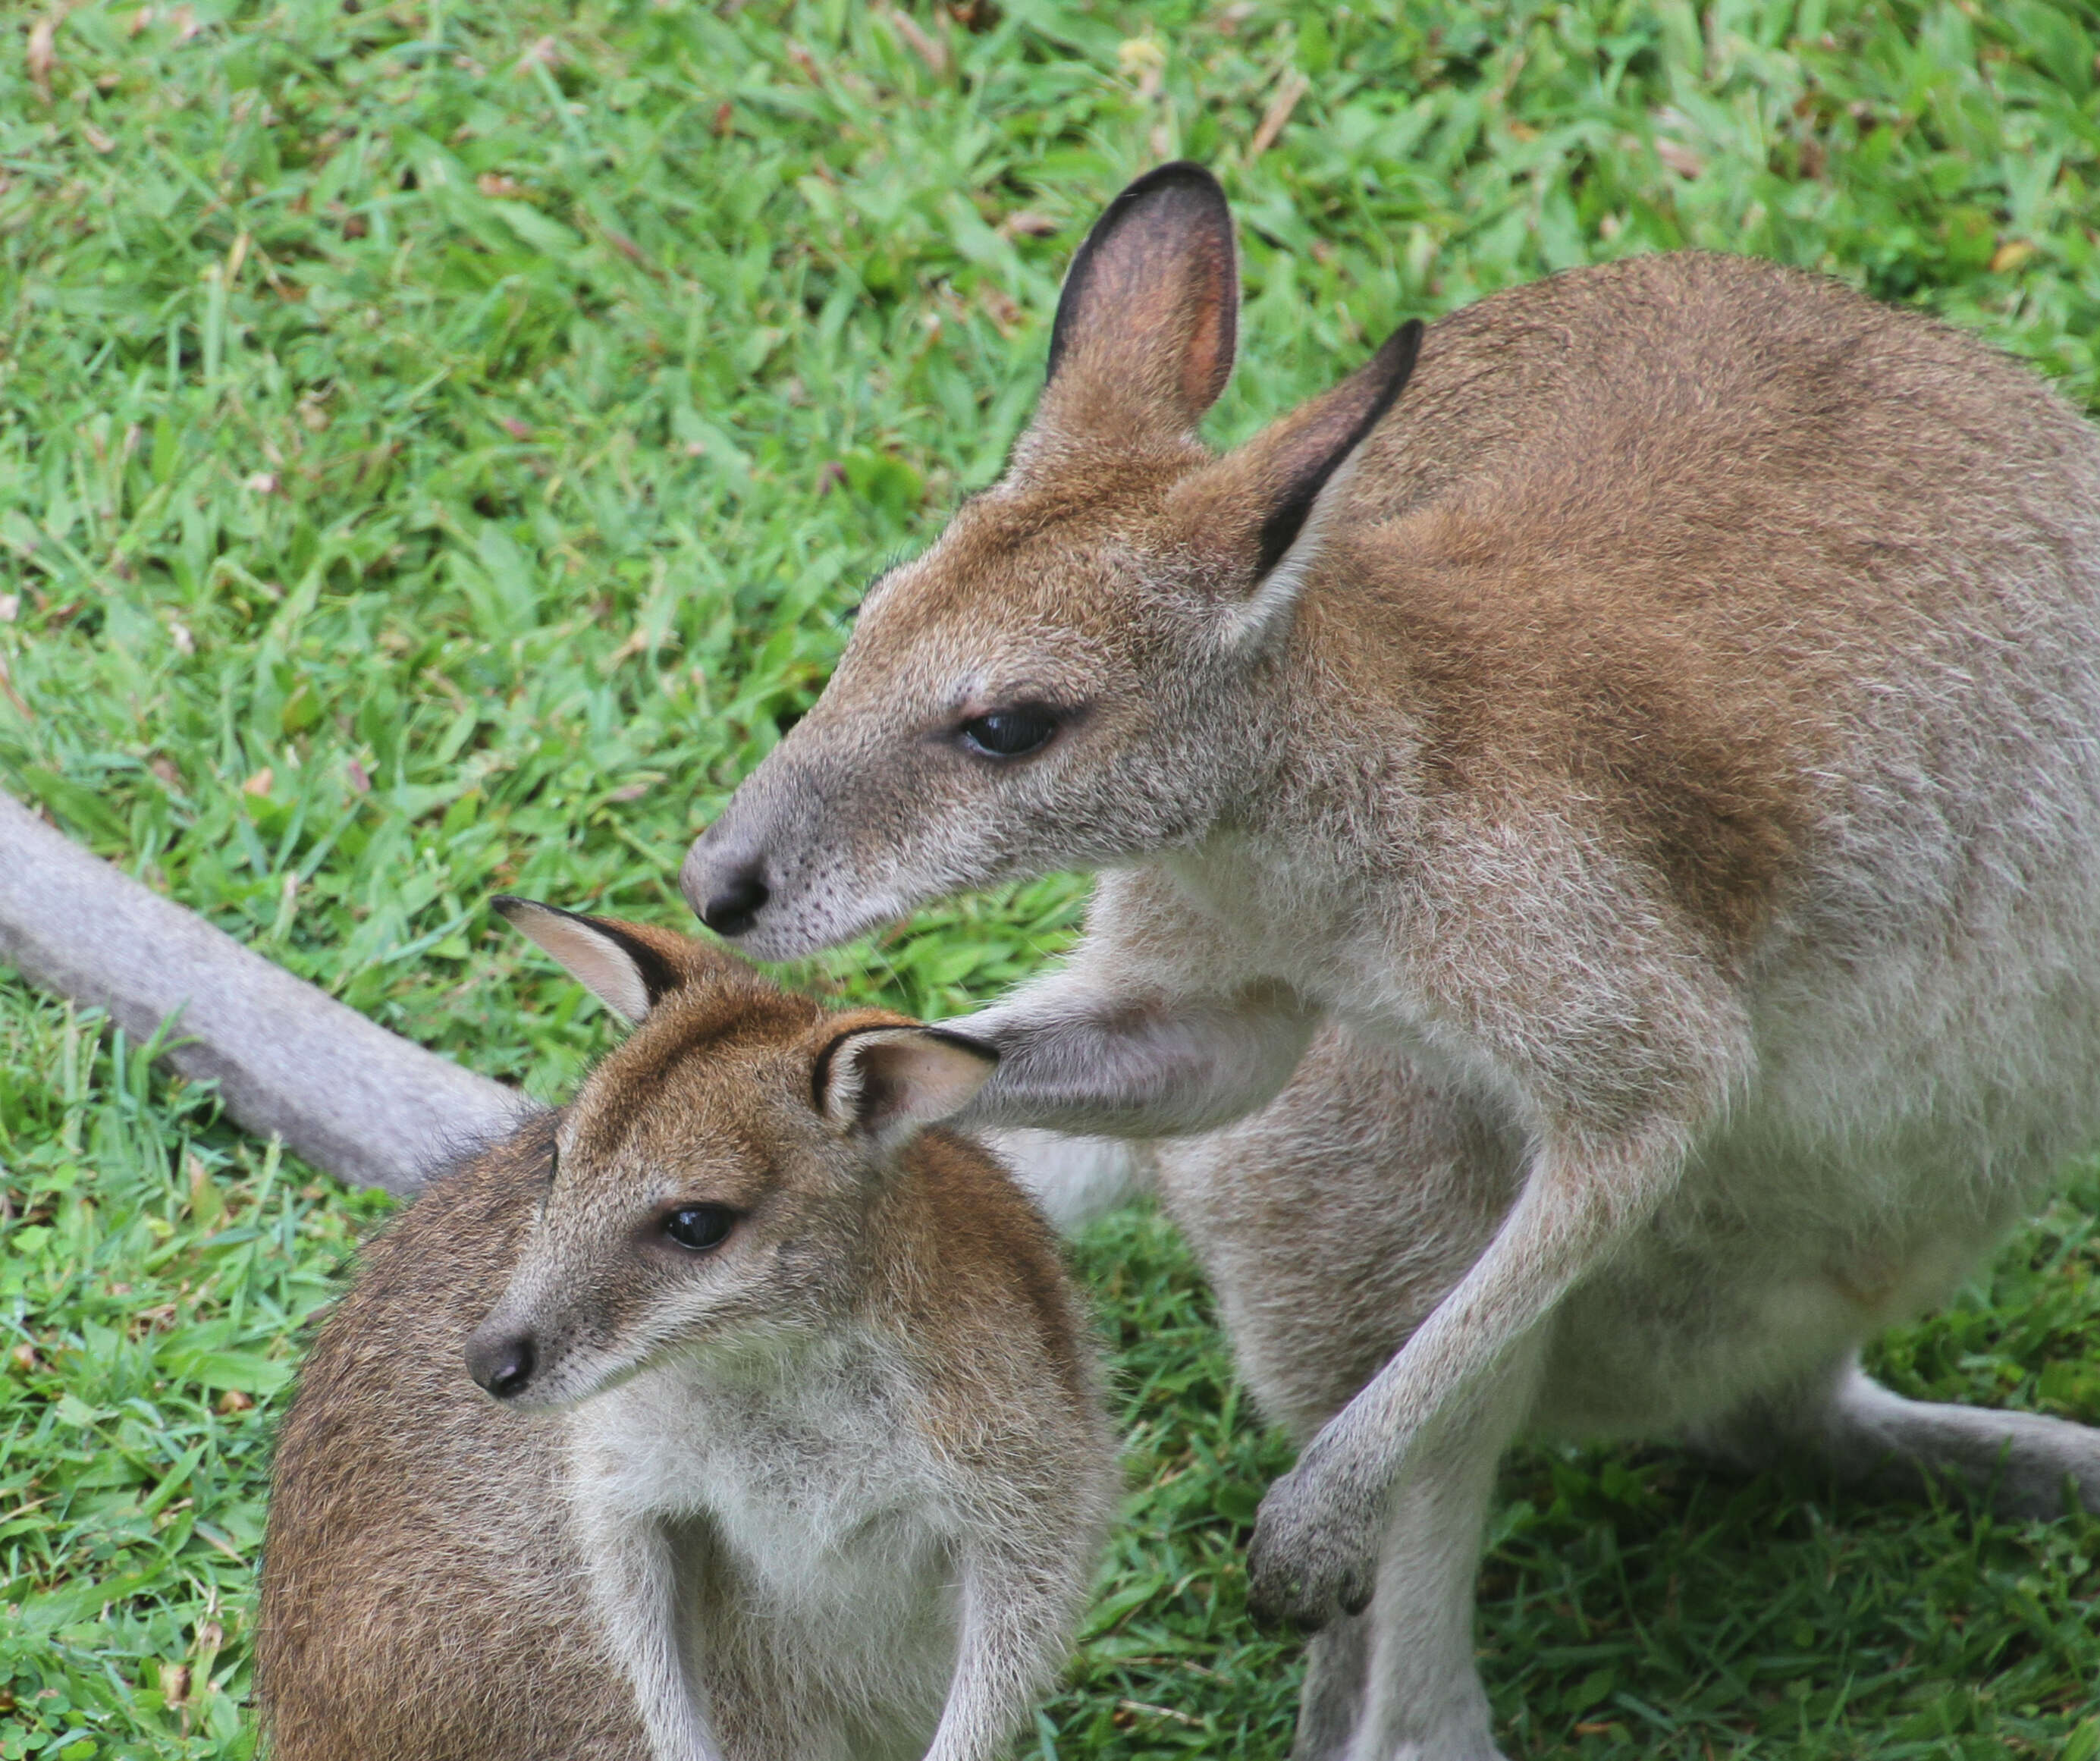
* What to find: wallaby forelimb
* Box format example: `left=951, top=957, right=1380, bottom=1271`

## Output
left=0, top=789, right=518, bottom=1191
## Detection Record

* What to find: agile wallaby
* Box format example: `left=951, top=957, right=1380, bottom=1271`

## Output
left=682, top=164, right=2100, bottom=1756
left=259, top=899, right=1116, bottom=1761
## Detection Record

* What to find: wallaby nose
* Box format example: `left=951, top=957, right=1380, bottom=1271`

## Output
left=683, top=828, right=771, bottom=938
left=699, top=867, right=769, bottom=938
left=465, top=1329, right=536, bottom=1400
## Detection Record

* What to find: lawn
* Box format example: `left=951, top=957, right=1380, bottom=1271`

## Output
left=4, top=0, right=2100, bottom=1754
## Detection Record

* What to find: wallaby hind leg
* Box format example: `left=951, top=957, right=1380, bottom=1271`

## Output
left=1687, top=1351, right=2100, bottom=1520
left=1292, top=1615, right=1373, bottom=1761
left=1318, top=1336, right=1537, bottom=1761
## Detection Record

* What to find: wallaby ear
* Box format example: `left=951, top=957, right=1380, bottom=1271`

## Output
left=1024, top=162, right=1238, bottom=457
left=813, top=1025, right=999, bottom=1151
left=494, top=897, right=739, bottom=1025
left=1174, top=319, right=1424, bottom=651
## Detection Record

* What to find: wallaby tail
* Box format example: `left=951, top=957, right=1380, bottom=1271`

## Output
left=981, top=1128, right=1154, bottom=1233
left=0, top=789, right=521, bottom=1194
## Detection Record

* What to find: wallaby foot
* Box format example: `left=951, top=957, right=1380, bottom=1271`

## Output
left=1290, top=1613, right=1505, bottom=1761
left=1290, top=1614, right=1371, bottom=1760
left=1688, top=1353, right=2100, bottom=1519
left=1285, top=1563, right=1504, bottom=1761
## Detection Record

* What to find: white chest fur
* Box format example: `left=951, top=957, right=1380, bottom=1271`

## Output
left=563, top=1333, right=965, bottom=1761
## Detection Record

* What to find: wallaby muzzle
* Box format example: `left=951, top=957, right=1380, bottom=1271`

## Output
left=680, top=739, right=937, bottom=961
left=463, top=1326, right=536, bottom=1401
left=680, top=749, right=868, bottom=959
left=683, top=818, right=770, bottom=940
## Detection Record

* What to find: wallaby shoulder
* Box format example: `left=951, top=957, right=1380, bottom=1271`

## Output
left=872, top=1125, right=1104, bottom=1436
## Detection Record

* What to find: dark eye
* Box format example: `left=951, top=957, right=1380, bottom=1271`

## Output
left=958, top=707, right=1058, bottom=759
left=662, top=1205, right=736, bottom=1252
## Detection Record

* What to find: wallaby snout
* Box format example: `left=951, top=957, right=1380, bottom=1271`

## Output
left=682, top=747, right=891, bottom=958
left=463, top=1326, right=535, bottom=1400
left=681, top=805, right=778, bottom=943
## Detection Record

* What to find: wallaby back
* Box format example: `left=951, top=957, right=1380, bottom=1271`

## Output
left=259, top=1112, right=640, bottom=1760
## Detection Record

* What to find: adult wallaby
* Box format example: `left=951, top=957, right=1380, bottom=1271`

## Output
left=259, top=899, right=1116, bottom=1761
left=681, top=163, right=2100, bottom=1756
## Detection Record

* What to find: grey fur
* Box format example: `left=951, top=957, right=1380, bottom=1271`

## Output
left=680, top=167, right=2100, bottom=1757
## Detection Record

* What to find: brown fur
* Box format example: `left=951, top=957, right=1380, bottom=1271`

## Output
left=259, top=1116, right=642, bottom=1761
left=258, top=925, right=1112, bottom=1761
left=680, top=164, right=2100, bottom=1755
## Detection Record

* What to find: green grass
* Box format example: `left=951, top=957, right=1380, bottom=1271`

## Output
left=4, top=0, right=2100, bottom=1753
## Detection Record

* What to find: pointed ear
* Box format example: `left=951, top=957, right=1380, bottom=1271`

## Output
left=1172, top=319, right=1424, bottom=651
left=494, top=897, right=740, bottom=1025
left=1022, top=162, right=1238, bottom=460
left=813, top=1025, right=998, bottom=1151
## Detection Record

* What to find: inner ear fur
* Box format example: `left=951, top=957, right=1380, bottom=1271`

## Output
left=1028, top=162, right=1240, bottom=455
left=1169, top=319, right=1424, bottom=623
left=494, top=897, right=744, bottom=1025
left=813, top=1022, right=999, bottom=1147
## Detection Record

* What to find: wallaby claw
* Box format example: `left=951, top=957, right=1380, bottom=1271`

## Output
left=1245, top=1461, right=1380, bottom=1633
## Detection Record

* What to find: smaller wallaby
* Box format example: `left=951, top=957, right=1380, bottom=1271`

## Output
left=258, top=899, right=1116, bottom=1761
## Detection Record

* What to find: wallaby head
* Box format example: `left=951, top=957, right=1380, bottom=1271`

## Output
left=463, top=896, right=997, bottom=1408
left=683, top=163, right=1420, bottom=959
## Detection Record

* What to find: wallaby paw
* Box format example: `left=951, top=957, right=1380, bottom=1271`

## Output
left=1298, top=1715, right=1507, bottom=1761
left=1246, top=1457, right=1380, bottom=1631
